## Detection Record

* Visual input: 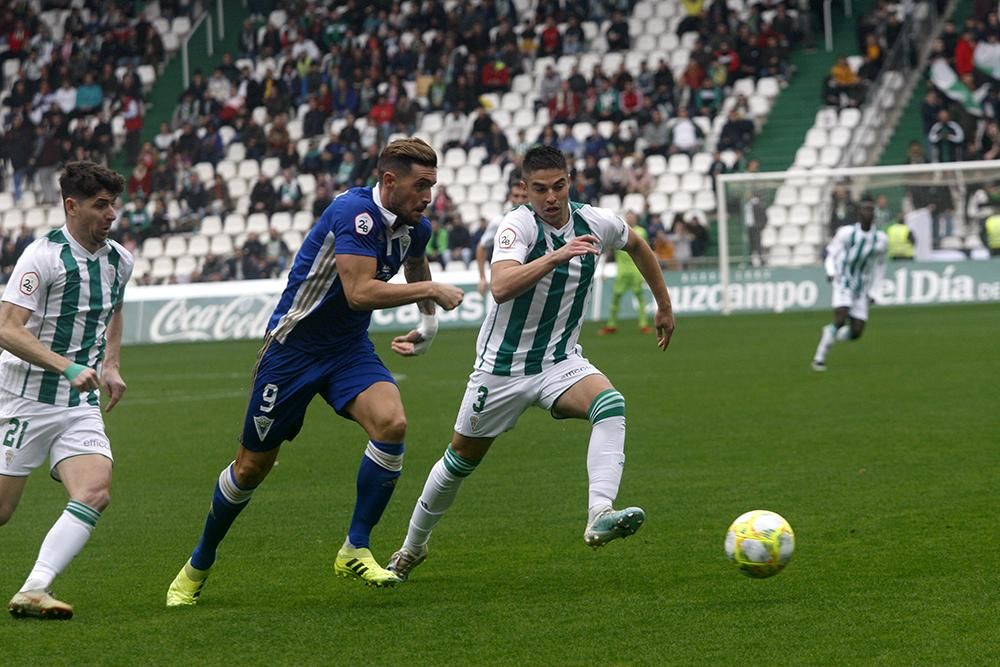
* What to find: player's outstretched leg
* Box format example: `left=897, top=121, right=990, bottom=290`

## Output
left=388, top=444, right=482, bottom=581
left=167, top=461, right=256, bottom=607
left=335, top=440, right=404, bottom=587
left=582, top=389, right=645, bottom=548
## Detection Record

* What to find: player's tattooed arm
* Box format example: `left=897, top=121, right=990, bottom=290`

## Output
left=404, top=255, right=437, bottom=315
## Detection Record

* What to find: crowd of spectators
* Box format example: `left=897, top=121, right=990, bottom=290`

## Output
left=3, top=0, right=831, bottom=284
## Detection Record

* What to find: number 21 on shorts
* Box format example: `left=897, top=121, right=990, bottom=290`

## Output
left=2, top=418, right=29, bottom=449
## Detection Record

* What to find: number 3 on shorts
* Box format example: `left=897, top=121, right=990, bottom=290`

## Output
left=472, top=386, right=488, bottom=413
left=2, top=418, right=29, bottom=449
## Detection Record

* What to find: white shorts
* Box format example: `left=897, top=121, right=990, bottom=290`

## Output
left=831, top=284, right=869, bottom=321
left=0, top=391, right=112, bottom=480
left=453, top=356, right=603, bottom=438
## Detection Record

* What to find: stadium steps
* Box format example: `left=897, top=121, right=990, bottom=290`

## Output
left=880, top=0, right=966, bottom=165
left=111, top=5, right=251, bottom=177
left=747, top=1, right=874, bottom=171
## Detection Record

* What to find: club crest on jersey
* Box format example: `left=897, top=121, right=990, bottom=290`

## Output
left=19, top=271, right=39, bottom=296
left=253, top=415, right=274, bottom=442
left=355, top=212, right=374, bottom=235
left=5, top=450, right=14, bottom=466
left=497, top=228, right=516, bottom=249
left=469, top=415, right=480, bottom=432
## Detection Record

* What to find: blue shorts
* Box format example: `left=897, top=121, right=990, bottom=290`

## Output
left=240, top=336, right=395, bottom=452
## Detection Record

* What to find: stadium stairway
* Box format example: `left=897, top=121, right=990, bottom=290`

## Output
left=111, top=4, right=251, bottom=177
left=747, top=1, right=874, bottom=170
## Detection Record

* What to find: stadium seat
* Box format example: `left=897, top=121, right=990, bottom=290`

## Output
left=24, top=208, right=46, bottom=230
left=656, top=1, right=677, bottom=18
left=647, top=192, right=669, bottom=214
left=690, top=152, right=712, bottom=174
left=479, top=201, right=503, bottom=221
left=658, top=33, right=679, bottom=52
left=794, top=147, right=818, bottom=169
left=802, top=225, right=823, bottom=245
left=298, top=174, right=316, bottom=196
left=572, top=122, right=593, bottom=143
left=137, top=65, right=156, bottom=91
left=162, top=32, right=179, bottom=53
left=511, top=74, right=533, bottom=95
left=839, top=108, right=861, bottom=129
left=774, top=186, right=797, bottom=208
left=141, top=237, right=164, bottom=259
left=748, top=95, right=770, bottom=118
left=238, top=159, right=260, bottom=180
left=768, top=244, right=793, bottom=266
left=694, top=190, right=716, bottom=211
left=467, top=184, right=491, bottom=205
left=501, top=91, right=523, bottom=112
left=282, top=230, right=303, bottom=253
left=261, top=157, right=281, bottom=179
left=635, top=34, right=657, bottom=52
left=223, top=214, right=246, bottom=236
left=819, top=146, right=842, bottom=167
left=657, top=172, right=679, bottom=192
left=150, top=257, right=174, bottom=281
left=132, top=257, right=151, bottom=282
left=804, top=128, right=827, bottom=149
left=228, top=178, right=248, bottom=199
left=293, top=211, right=314, bottom=232
left=171, top=16, right=191, bottom=36
left=778, top=225, right=802, bottom=246
left=199, top=215, right=222, bottom=236
left=644, top=17, right=667, bottom=36
left=210, top=234, right=234, bottom=255
left=761, top=226, right=778, bottom=249
left=187, top=235, right=210, bottom=258
left=766, top=205, right=788, bottom=227
left=623, top=193, right=647, bottom=214
left=670, top=191, right=693, bottom=212
left=216, top=160, right=237, bottom=181
left=270, top=212, right=292, bottom=232
left=174, top=256, right=198, bottom=281
left=815, top=107, right=839, bottom=131
left=226, top=142, right=246, bottom=162
left=457, top=202, right=480, bottom=224
left=668, top=153, right=691, bottom=175
left=163, top=236, right=187, bottom=259
left=680, top=172, right=704, bottom=193
left=446, top=184, right=466, bottom=202
left=479, top=164, right=502, bottom=185
left=455, top=165, right=478, bottom=186
left=445, top=260, right=467, bottom=272
left=645, top=154, right=668, bottom=176
left=789, top=204, right=813, bottom=225
left=757, top=77, right=780, bottom=99
left=596, top=195, right=619, bottom=212
left=194, top=161, right=215, bottom=183
left=633, top=2, right=654, bottom=20
left=799, top=186, right=822, bottom=206
left=733, top=78, right=755, bottom=98
left=512, top=108, right=535, bottom=129
left=829, top=126, right=851, bottom=148
left=444, top=147, right=466, bottom=169
left=2, top=210, right=23, bottom=232
left=467, top=146, right=488, bottom=166
left=245, top=213, right=269, bottom=235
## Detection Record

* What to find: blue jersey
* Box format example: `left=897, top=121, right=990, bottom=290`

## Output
left=267, top=185, right=431, bottom=355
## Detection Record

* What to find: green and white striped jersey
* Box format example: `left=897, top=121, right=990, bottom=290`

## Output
left=0, top=228, right=133, bottom=406
left=824, top=223, right=888, bottom=298
left=475, top=201, right=629, bottom=376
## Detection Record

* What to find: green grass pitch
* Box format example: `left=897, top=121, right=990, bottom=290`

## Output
left=1, top=304, right=997, bottom=665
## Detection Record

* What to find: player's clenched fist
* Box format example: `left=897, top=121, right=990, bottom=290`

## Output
left=431, top=283, right=464, bottom=310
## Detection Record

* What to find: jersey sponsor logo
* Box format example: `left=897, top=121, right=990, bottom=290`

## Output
left=253, top=415, right=275, bottom=441
left=355, top=212, right=374, bottom=235
left=497, top=228, right=516, bottom=249
left=19, top=271, right=39, bottom=296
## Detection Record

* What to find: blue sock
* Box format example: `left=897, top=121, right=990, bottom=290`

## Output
left=347, top=440, right=404, bottom=549
left=190, top=462, right=255, bottom=570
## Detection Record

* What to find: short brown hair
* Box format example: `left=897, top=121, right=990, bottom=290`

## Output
left=377, top=137, right=437, bottom=176
left=59, top=161, right=125, bottom=202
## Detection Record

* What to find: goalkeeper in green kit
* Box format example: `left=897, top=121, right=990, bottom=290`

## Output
left=598, top=212, right=653, bottom=336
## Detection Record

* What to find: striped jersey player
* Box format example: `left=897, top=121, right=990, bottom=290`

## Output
left=0, top=161, right=131, bottom=620
left=812, top=194, right=888, bottom=371
left=387, top=145, right=676, bottom=582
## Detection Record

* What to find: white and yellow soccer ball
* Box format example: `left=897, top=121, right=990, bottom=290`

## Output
left=724, top=510, right=795, bottom=578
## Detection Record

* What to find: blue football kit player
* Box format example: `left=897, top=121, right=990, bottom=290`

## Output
left=167, top=139, right=464, bottom=605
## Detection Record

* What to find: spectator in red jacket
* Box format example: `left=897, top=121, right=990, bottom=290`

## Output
left=955, top=31, right=976, bottom=76
left=550, top=81, right=581, bottom=122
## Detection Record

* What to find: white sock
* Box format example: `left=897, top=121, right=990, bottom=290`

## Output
left=21, top=501, right=99, bottom=592
left=835, top=325, right=852, bottom=341
left=814, top=324, right=836, bottom=363
left=402, top=453, right=472, bottom=552
left=587, top=415, right=626, bottom=522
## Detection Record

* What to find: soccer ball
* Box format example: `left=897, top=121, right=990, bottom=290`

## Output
left=724, top=510, right=795, bottom=578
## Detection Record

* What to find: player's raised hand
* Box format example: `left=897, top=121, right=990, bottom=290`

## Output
left=654, top=306, right=675, bottom=351
left=100, top=367, right=127, bottom=412
left=554, top=234, right=601, bottom=263
left=431, top=283, right=465, bottom=310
